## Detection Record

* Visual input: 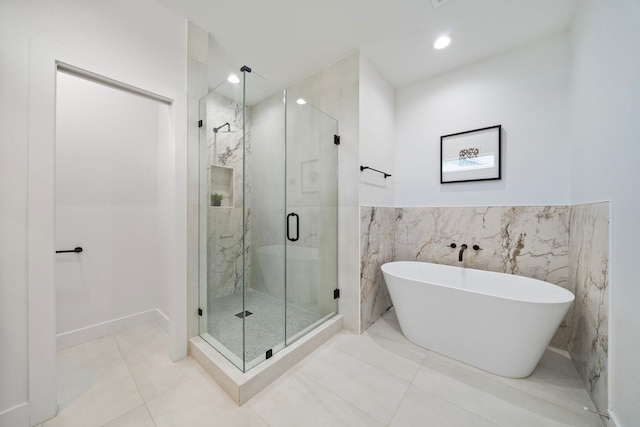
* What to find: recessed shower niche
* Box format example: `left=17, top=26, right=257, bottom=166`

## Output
left=210, top=165, right=233, bottom=207
left=193, top=66, right=342, bottom=403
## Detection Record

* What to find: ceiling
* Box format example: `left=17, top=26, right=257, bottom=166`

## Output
left=155, top=0, right=580, bottom=90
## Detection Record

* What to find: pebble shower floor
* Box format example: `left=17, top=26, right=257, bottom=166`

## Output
left=207, top=288, right=322, bottom=365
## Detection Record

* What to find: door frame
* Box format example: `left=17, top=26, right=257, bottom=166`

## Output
left=27, top=39, right=187, bottom=425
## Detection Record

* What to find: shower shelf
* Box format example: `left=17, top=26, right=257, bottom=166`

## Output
left=210, top=165, right=233, bottom=207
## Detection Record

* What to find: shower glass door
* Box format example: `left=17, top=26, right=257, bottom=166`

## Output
left=242, top=71, right=287, bottom=371
left=284, top=90, right=339, bottom=344
left=198, top=69, right=338, bottom=373
left=198, top=76, right=249, bottom=371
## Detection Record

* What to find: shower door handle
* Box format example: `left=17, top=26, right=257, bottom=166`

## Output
left=287, top=212, right=299, bottom=242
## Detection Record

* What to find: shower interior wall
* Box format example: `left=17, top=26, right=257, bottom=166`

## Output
left=204, top=92, right=249, bottom=302
left=202, top=88, right=334, bottom=305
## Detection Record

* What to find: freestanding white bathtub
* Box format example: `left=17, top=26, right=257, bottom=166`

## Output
left=381, top=261, right=574, bottom=378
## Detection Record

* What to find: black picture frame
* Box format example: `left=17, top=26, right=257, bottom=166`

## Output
left=440, top=125, right=502, bottom=184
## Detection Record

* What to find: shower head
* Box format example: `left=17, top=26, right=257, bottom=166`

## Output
left=213, top=122, right=232, bottom=133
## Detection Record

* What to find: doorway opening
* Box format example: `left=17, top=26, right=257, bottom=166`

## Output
left=55, top=69, right=173, bottom=349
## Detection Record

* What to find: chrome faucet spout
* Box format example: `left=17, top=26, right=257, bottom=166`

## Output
left=459, top=244, right=468, bottom=262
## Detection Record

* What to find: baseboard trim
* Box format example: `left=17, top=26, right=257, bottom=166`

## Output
left=608, top=410, right=622, bottom=427
left=0, top=402, right=29, bottom=427
left=154, top=308, right=170, bottom=333
left=56, top=309, right=169, bottom=350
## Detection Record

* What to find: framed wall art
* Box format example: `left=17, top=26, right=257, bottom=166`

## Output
left=440, top=125, right=501, bottom=184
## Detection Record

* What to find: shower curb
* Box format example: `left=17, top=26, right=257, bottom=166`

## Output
left=189, top=314, right=343, bottom=405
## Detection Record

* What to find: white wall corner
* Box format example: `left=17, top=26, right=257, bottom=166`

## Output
left=155, top=308, right=171, bottom=334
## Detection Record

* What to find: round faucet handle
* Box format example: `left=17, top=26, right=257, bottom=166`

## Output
left=473, top=245, right=482, bottom=251
left=449, top=243, right=457, bottom=248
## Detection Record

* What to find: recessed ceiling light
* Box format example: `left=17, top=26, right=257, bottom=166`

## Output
left=431, top=0, right=452, bottom=8
left=227, top=74, right=240, bottom=84
left=434, top=35, right=451, bottom=50
left=296, top=98, right=306, bottom=105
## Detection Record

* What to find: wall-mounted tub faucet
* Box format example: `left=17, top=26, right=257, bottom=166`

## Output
left=459, top=244, right=468, bottom=262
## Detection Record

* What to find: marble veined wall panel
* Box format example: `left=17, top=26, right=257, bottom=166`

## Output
left=360, top=205, right=571, bottom=346
left=207, top=207, right=245, bottom=300
left=568, top=202, right=609, bottom=415
left=360, top=207, right=397, bottom=331
left=394, top=206, right=502, bottom=272
left=204, top=92, right=251, bottom=304
left=500, top=206, right=571, bottom=348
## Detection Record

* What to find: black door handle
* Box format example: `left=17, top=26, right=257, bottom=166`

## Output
left=286, top=213, right=299, bottom=242
left=56, top=247, right=83, bottom=254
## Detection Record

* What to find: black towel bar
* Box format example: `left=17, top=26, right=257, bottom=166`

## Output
left=360, top=166, right=391, bottom=178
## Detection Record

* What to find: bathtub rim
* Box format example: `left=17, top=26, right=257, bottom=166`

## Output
left=381, top=261, right=575, bottom=305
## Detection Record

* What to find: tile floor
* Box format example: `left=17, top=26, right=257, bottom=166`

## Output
left=40, top=309, right=604, bottom=427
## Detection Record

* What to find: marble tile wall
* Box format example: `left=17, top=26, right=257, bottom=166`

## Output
left=203, top=92, right=250, bottom=303
left=568, top=202, right=609, bottom=414
left=360, top=207, right=396, bottom=331
left=207, top=207, right=245, bottom=299
left=360, top=202, right=609, bottom=414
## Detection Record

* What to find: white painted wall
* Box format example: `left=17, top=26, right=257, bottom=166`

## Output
left=55, top=72, right=171, bottom=335
left=0, top=0, right=186, bottom=424
left=394, top=33, right=571, bottom=207
left=187, top=22, right=210, bottom=341
left=359, top=55, right=395, bottom=206
left=570, top=1, right=640, bottom=425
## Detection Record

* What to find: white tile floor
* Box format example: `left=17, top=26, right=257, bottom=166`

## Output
left=42, top=309, right=604, bottom=427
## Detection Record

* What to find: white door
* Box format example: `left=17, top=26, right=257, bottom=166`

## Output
left=55, top=70, right=172, bottom=346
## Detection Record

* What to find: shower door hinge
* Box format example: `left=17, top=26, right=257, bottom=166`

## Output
left=333, top=288, right=340, bottom=299
left=198, top=308, right=203, bottom=316
left=198, top=120, right=203, bottom=128
left=334, top=135, right=340, bottom=145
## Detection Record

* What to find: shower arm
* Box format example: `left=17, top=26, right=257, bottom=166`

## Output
left=213, top=123, right=231, bottom=133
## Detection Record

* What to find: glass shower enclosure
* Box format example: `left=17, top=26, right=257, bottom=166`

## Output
left=198, top=67, right=339, bottom=372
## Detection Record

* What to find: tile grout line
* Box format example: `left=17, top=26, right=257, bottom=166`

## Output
left=418, top=358, right=601, bottom=426
left=111, top=322, right=215, bottom=424
left=244, top=402, right=273, bottom=427
left=425, top=352, right=603, bottom=422
left=110, top=328, right=160, bottom=426
left=384, top=357, right=424, bottom=426
left=142, top=404, right=158, bottom=427
left=328, top=334, right=425, bottom=384
left=294, top=368, right=386, bottom=426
